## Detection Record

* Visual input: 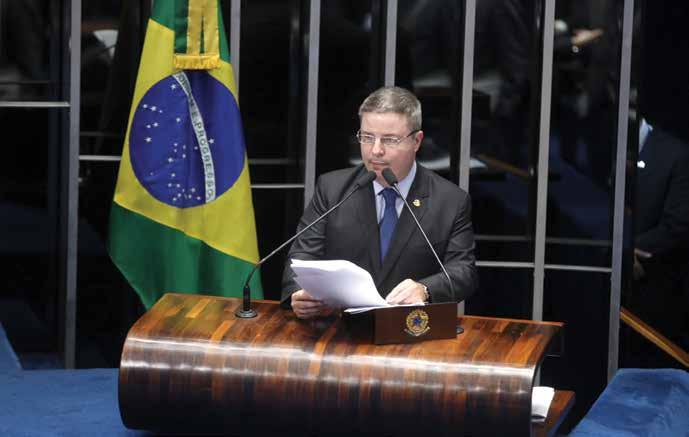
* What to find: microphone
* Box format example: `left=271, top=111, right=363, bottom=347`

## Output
left=381, top=167, right=455, bottom=300
left=235, top=170, right=377, bottom=318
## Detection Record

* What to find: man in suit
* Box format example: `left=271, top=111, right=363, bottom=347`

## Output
left=281, top=86, right=478, bottom=319
left=630, top=123, right=689, bottom=355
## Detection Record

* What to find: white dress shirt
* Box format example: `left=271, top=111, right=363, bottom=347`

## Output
left=372, top=161, right=417, bottom=223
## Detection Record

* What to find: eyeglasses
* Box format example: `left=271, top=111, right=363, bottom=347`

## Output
left=356, top=129, right=419, bottom=148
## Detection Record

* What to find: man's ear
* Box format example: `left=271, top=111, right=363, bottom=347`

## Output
left=414, top=130, right=424, bottom=152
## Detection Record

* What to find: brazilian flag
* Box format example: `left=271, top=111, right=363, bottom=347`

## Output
left=108, top=0, right=262, bottom=309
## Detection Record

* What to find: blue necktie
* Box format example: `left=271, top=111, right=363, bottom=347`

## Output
left=379, top=188, right=399, bottom=261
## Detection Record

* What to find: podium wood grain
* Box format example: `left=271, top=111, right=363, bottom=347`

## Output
left=119, top=294, right=564, bottom=436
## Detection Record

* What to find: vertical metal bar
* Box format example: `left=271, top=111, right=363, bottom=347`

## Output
left=0, top=0, right=3, bottom=57
left=45, top=0, right=63, bottom=334
left=369, top=1, right=384, bottom=85
left=532, top=0, right=555, bottom=322
left=457, top=0, right=476, bottom=316
left=63, top=0, right=82, bottom=369
left=383, top=0, right=398, bottom=86
left=286, top=0, right=302, bottom=188
left=303, top=0, right=320, bottom=205
left=230, top=0, right=241, bottom=88
left=458, top=0, right=475, bottom=191
left=609, top=0, right=634, bottom=382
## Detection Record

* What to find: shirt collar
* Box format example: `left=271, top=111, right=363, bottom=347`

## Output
left=639, top=119, right=653, bottom=153
left=372, top=161, right=417, bottom=199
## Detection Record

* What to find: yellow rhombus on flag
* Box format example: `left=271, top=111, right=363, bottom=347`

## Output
left=108, top=0, right=262, bottom=309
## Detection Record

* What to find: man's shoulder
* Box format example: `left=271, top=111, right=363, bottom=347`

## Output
left=644, top=127, right=689, bottom=173
left=316, top=165, right=367, bottom=189
left=313, top=165, right=368, bottom=201
left=417, top=164, right=469, bottom=200
left=318, top=166, right=362, bottom=183
left=646, top=127, right=689, bottom=157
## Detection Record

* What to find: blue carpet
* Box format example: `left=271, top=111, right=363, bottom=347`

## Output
left=570, top=368, right=689, bottom=437
left=0, top=322, right=21, bottom=372
left=0, top=369, right=148, bottom=436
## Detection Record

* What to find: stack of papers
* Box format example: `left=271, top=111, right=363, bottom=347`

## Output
left=531, top=386, right=555, bottom=422
left=290, top=259, right=390, bottom=312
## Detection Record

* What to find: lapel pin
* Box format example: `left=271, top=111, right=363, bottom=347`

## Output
left=412, top=199, right=421, bottom=207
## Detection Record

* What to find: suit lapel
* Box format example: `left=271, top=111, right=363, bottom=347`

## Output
left=353, top=182, right=382, bottom=275
left=376, top=168, right=430, bottom=290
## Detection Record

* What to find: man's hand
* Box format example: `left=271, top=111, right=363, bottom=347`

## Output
left=385, top=279, right=428, bottom=305
left=291, top=289, right=333, bottom=319
left=571, top=28, right=603, bottom=47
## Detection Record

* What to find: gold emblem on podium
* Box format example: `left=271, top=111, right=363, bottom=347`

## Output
left=405, top=309, right=430, bottom=337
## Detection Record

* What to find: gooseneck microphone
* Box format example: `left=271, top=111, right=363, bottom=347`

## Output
left=235, top=170, right=378, bottom=318
left=381, top=167, right=455, bottom=300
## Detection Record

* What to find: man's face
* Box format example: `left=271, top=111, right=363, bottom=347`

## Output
left=359, top=112, right=422, bottom=185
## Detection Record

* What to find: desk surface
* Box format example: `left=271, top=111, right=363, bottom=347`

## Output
left=120, top=294, right=568, bottom=436
left=534, top=390, right=576, bottom=437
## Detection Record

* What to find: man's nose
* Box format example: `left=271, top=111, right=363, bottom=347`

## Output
left=371, top=139, right=385, bottom=156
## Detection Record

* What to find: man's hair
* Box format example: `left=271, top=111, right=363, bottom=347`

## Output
left=358, top=86, right=422, bottom=131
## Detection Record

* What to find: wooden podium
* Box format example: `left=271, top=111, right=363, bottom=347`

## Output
left=119, top=294, right=573, bottom=436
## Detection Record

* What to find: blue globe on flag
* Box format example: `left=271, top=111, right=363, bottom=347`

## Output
left=129, top=70, right=245, bottom=208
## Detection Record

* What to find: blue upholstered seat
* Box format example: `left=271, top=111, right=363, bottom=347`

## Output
left=570, top=368, right=689, bottom=437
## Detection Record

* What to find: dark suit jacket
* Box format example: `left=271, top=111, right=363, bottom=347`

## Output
left=635, top=127, right=689, bottom=258
left=631, top=127, right=689, bottom=347
left=281, top=164, right=478, bottom=305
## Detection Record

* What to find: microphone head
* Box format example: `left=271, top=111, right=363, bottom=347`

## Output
left=357, top=170, right=377, bottom=186
left=381, top=168, right=398, bottom=186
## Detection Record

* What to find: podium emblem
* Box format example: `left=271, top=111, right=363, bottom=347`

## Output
left=405, top=309, right=430, bottom=337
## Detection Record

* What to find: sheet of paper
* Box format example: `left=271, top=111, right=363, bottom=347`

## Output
left=531, top=386, right=555, bottom=422
left=291, top=259, right=389, bottom=309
